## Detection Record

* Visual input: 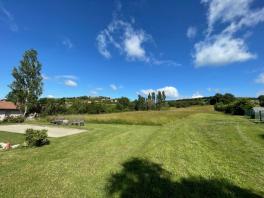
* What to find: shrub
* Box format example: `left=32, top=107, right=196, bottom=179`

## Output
left=3, top=116, right=25, bottom=123
left=214, top=99, right=253, bottom=115
left=25, top=128, right=49, bottom=147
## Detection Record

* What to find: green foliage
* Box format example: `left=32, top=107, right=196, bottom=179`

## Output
left=3, top=116, right=25, bottom=123
left=258, top=95, right=264, bottom=107
left=25, top=128, right=49, bottom=147
left=210, top=93, right=235, bottom=105
left=116, top=97, right=130, bottom=111
left=38, top=98, right=67, bottom=115
left=135, top=95, right=147, bottom=111
left=7, top=49, right=43, bottom=116
left=214, top=99, right=253, bottom=115
left=168, top=98, right=208, bottom=108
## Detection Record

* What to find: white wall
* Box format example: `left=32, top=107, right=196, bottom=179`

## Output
left=0, top=110, right=22, bottom=121
left=0, top=110, right=5, bottom=121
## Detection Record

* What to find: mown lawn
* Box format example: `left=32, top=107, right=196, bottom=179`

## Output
left=0, top=106, right=263, bottom=197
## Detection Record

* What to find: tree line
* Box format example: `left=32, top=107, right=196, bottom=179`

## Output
left=6, top=49, right=261, bottom=117
left=6, top=49, right=169, bottom=116
left=211, top=93, right=258, bottom=115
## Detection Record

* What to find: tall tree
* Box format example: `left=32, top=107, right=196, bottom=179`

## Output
left=151, top=92, right=156, bottom=103
left=135, top=95, right=146, bottom=111
left=162, top=91, right=166, bottom=103
left=8, top=49, right=43, bottom=116
left=156, top=91, right=163, bottom=110
left=151, top=92, right=156, bottom=109
left=147, top=93, right=152, bottom=110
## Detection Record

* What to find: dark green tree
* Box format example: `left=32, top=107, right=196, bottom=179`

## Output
left=117, top=97, right=130, bottom=111
left=222, top=93, right=236, bottom=104
left=8, top=49, right=43, bottom=116
left=258, top=95, right=264, bottom=107
left=151, top=92, right=156, bottom=109
left=162, top=91, right=166, bottom=103
left=156, top=91, right=163, bottom=110
left=135, top=95, right=146, bottom=111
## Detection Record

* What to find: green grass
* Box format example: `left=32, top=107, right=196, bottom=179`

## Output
left=0, top=131, right=25, bottom=144
left=0, top=106, right=263, bottom=197
left=38, top=105, right=215, bottom=126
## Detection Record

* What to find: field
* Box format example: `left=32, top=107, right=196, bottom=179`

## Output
left=0, top=106, right=263, bottom=197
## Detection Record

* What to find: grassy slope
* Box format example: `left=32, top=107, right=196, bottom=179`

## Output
left=0, top=106, right=263, bottom=197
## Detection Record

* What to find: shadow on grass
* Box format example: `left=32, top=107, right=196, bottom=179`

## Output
left=106, top=158, right=261, bottom=198
left=259, top=134, right=264, bottom=139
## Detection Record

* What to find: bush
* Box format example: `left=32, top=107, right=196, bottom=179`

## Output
left=25, top=128, right=49, bottom=147
left=3, top=116, right=25, bottom=123
left=214, top=99, right=253, bottom=115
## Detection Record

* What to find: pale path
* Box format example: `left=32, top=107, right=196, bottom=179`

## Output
left=0, top=124, right=87, bottom=137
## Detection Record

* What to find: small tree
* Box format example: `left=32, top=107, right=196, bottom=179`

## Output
left=8, top=49, right=43, bottom=116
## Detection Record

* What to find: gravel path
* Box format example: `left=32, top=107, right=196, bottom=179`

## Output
left=0, top=124, right=87, bottom=137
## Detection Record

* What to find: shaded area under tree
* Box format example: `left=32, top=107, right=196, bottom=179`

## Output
left=106, top=158, right=262, bottom=198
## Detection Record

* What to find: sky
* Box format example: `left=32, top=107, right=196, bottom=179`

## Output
left=1, top=0, right=264, bottom=100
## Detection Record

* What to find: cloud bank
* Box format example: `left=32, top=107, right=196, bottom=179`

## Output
left=194, top=0, right=264, bottom=67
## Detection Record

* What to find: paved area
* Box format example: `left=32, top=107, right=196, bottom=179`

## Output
left=0, top=124, right=87, bottom=137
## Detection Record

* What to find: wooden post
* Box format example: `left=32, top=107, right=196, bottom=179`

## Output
left=259, top=111, right=262, bottom=121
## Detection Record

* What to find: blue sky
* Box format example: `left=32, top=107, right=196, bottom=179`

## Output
left=1, top=0, right=264, bottom=100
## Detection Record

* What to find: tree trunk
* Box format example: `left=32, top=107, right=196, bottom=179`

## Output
left=23, top=104, right=28, bottom=117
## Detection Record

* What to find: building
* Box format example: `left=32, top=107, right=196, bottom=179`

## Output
left=0, top=100, right=22, bottom=121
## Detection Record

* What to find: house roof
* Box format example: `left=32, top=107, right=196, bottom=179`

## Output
left=0, top=101, right=18, bottom=110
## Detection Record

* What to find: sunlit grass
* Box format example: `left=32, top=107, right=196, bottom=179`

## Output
left=0, top=105, right=263, bottom=197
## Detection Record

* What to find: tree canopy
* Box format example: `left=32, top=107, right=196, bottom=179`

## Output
left=7, top=49, right=43, bottom=116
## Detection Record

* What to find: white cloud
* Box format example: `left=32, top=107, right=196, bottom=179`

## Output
left=138, top=89, right=156, bottom=96
left=97, top=18, right=150, bottom=62
left=138, top=86, right=179, bottom=99
left=90, top=90, right=98, bottom=95
left=192, top=91, right=204, bottom=98
left=96, top=4, right=178, bottom=66
left=194, top=34, right=256, bottom=67
left=157, top=86, right=179, bottom=98
left=42, top=74, right=50, bottom=80
left=202, top=0, right=251, bottom=34
left=110, top=84, right=118, bottom=91
left=255, top=73, right=264, bottom=84
left=55, top=75, right=77, bottom=80
left=62, top=37, right=73, bottom=49
left=64, top=79, right=77, bottom=87
left=95, top=87, right=103, bottom=91
left=187, top=26, right=197, bottom=39
left=194, top=0, right=264, bottom=67
left=207, top=87, right=221, bottom=93
left=224, top=8, right=264, bottom=34
left=47, top=95, right=55, bottom=98
left=97, top=33, right=111, bottom=58
left=0, top=3, right=18, bottom=32
left=124, top=31, right=147, bottom=60
left=257, top=90, right=264, bottom=97
left=89, top=87, right=103, bottom=96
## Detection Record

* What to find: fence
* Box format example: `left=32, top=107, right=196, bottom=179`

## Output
left=246, top=109, right=264, bottom=122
